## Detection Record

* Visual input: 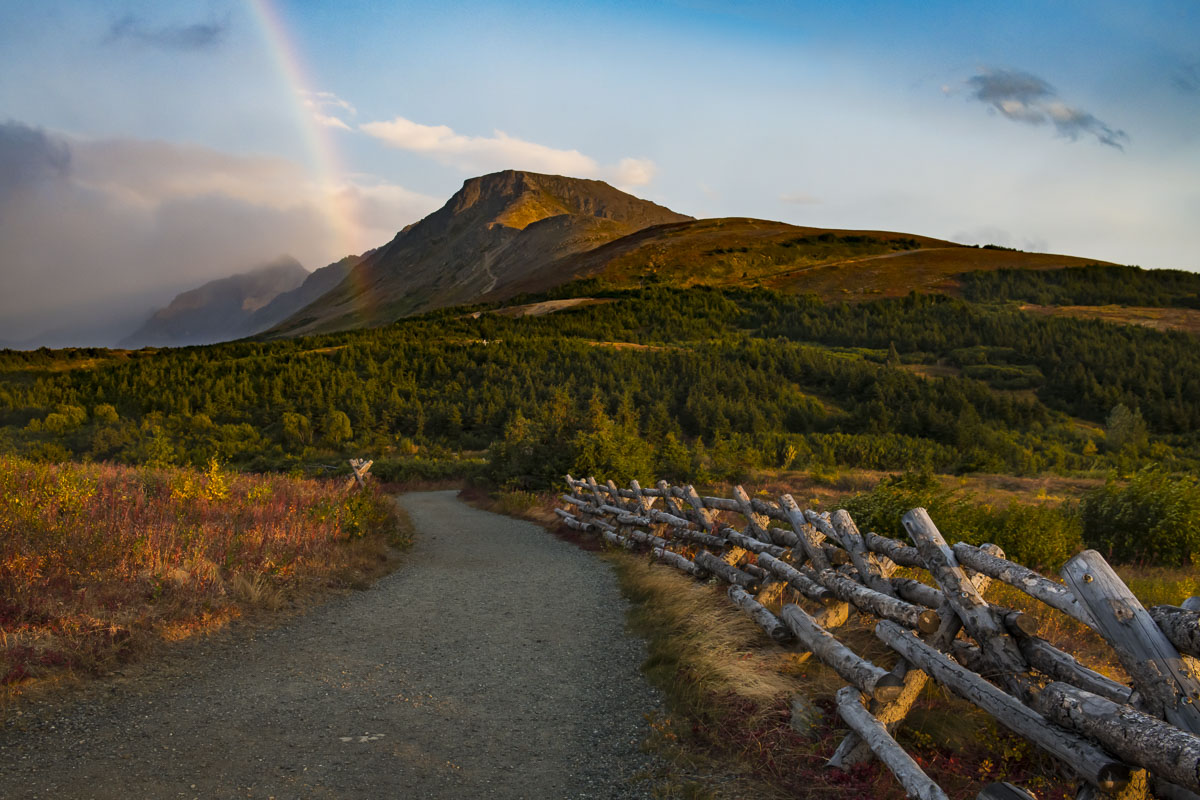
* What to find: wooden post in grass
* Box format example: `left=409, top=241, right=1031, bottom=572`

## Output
left=903, top=508, right=1029, bottom=694
left=694, top=551, right=761, bottom=593
left=346, top=457, right=373, bottom=490
left=830, top=509, right=896, bottom=596
left=1032, top=682, right=1200, bottom=795
left=779, top=494, right=833, bottom=572
left=628, top=479, right=653, bottom=514
left=1150, top=606, right=1200, bottom=661
left=876, top=620, right=1131, bottom=794
left=728, top=585, right=791, bottom=642
left=781, top=605, right=904, bottom=702
left=953, top=542, right=1097, bottom=630
left=655, top=479, right=687, bottom=517
left=732, top=485, right=772, bottom=543
left=835, top=686, right=949, bottom=800
left=1061, top=550, right=1200, bottom=734
left=829, top=543, right=1000, bottom=770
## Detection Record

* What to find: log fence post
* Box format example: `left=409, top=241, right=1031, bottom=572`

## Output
left=1061, top=550, right=1200, bottom=734
left=559, top=475, right=1200, bottom=797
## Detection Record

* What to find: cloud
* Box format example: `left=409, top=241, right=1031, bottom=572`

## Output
left=612, top=158, right=656, bottom=188
left=301, top=90, right=356, bottom=131
left=779, top=192, right=821, bottom=205
left=360, top=115, right=657, bottom=188
left=0, top=124, right=438, bottom=344
left=106, top=14, right=229, bottom=51
left=0, top=121, right=70, bottom=199
left=962, top=68, right=1129, bottom=150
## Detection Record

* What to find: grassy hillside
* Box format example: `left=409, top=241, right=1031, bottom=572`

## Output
left=505, top=218, right=1109, bottom=302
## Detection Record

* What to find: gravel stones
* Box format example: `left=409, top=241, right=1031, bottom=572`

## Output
left=0, top=490, right=662, bottom=798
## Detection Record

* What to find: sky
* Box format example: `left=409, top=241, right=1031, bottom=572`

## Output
left=1, top=0, right=1198, bottom=345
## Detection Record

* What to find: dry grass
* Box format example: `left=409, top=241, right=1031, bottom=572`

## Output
left=744, top=468, right=1105, bottom=511
left=609, top=548, right=1094, bottom=799
left=613, top=555, right=806, bottom=708
left=1019, top=303, right=1200, bottom=336
left=0, top=456, right=409, bottom=695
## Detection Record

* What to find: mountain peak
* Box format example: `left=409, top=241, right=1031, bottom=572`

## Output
left=445, top=170, right=680, bottom=231
left=267, top=171, right=691, bottom=336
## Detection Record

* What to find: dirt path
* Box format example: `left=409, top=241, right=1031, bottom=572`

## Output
left=0, top=491, right=663, bottom=799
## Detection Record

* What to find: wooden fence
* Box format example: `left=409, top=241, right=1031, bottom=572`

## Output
left=557, top=474, right=1200, bottom=800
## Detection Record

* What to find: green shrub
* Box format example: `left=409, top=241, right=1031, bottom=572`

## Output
left=837, top=471, right=1083, bottom=569
left=1080, top=470, right=1200, bottom=566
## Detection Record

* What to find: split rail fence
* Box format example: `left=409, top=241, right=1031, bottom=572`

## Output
left=557, top=474, right=1200, bottom=800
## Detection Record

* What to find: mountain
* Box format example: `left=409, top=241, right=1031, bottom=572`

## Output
left=264, top=171, right=1112, bottom=338
left=121, top=256, right=308, bottom=348
left=243, top=252, right=369, bottom=336
left=266, top=170, right=692, bottom=336
left=503, top=217, right=1110, bottom=302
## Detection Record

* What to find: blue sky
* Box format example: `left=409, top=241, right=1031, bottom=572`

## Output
left=1, top=0, right=1198, bottom=343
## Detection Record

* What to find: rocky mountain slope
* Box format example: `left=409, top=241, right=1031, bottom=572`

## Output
left=266, top=170, right=692, bottom=337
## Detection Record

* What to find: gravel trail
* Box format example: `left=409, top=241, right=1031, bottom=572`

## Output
left=0, top=491, right=662, bottom=799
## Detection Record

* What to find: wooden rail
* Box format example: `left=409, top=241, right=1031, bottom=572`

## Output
left=346, top=457, right=373, bottom=490
left=559, top=474, right=1200, bottom=800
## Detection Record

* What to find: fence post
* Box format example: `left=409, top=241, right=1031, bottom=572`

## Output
left=1061, top=550, right=1200, bottom=735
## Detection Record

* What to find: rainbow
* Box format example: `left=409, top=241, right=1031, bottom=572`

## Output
left=248, top=0, right=360, bottom=268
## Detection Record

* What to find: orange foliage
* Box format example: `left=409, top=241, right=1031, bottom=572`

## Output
left=0, top=456, right=398, bottom=689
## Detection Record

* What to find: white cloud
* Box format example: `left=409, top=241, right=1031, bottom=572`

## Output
left=312, top=112, right=353, bottom=131
left=361, top=116, right=597, bottom=174
left=360, top=115, right=658, bottom=187
left=300, top=90, right=356, bottom=132
left=611, top=157, right=656, bottom=188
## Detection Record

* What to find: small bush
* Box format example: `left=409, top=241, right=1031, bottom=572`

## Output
left=493, top=490, right=539, bottom=515
left=1080, top=470, right=1200, bottom=566
left=837, top=471, right=1083, bottom=569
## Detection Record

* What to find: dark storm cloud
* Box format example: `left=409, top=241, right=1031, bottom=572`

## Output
left=964, top=68, right=1129, bottom=150
left=0, top=121, right=70, bottom=197
left=105, top=14, right=229, bottom=51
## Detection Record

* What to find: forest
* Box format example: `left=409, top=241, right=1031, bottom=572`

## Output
left=0, top=278, right=1196, bottom=486
left=958, top=264, right=1200, bottom=308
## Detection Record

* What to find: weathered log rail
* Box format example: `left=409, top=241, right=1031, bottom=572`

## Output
left=559, top=474, right=1200, bottom=800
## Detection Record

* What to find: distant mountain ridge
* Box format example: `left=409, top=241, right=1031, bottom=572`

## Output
left=121, top=256, right=308, bottom=348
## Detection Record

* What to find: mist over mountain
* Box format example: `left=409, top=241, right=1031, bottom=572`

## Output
left=242, top=252, right=370, bottom=336
left=120, top=256, right=309, bottom=348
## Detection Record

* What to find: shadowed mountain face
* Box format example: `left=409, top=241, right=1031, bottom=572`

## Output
left=121, top=256, right=308, bottom=348
left=267, top=170, right=693, bottom=336
left=242, top=253, right=369, bottom=336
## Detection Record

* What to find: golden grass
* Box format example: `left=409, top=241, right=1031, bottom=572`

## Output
left=0, top=456, right=409, bottom=696
left=1020, top=303, right=1200, bottom=336
left=611, top=554, right=806, bottom=709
